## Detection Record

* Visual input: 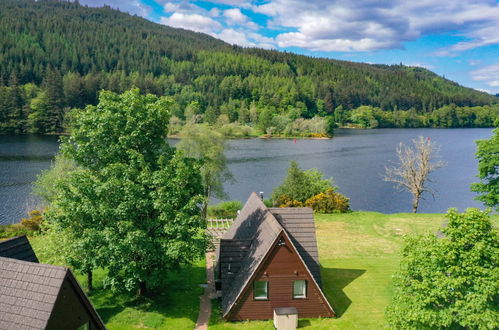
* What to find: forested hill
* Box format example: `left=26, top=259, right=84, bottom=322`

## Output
left=0, top=0, right=497, bottom=135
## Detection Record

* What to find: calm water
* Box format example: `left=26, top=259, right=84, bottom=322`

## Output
left=0, top=129, right=493, bottom=224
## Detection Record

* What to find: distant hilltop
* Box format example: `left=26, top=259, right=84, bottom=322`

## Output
left=0, top=0, right=497, bottom=135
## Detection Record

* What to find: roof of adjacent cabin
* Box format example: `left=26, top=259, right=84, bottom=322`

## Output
left=0, top=257, right=67, bottom=329
left=0, top=243, right=106, bottom=329
left=219, top=193, right=325, bottom=318
left=0, top=235, right=39, bottom=263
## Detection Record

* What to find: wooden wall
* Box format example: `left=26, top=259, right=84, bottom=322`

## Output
left=46, top=277, right=101, bottom=330
left=228, top=234, right=333, bottom=321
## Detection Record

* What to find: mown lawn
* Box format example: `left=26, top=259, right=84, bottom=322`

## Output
left=25, top=211, right=496, bottom=329
left=209, top=212, right=449, bottom=329
left=29, top=237, right=206, bottom=330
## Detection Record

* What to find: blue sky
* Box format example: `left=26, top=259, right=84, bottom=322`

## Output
left=80, top=0, right=499, bottom=95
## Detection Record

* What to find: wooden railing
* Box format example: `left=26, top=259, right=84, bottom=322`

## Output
left=207, top=218, right=234, bottom=229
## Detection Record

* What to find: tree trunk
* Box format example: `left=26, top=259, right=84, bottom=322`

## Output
left=138, top=281, right=147, bottom=296
left=412, top=194, right=420, bottom=213
left=202, top=201, right=208, bottom=220
left=87, top=269, right=93, bottom=292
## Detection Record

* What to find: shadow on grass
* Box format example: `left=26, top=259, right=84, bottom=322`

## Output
left=298, top=319, right=311, bottom=327
left=86, top=262, right=206, bottom=327
left=322, top=268, right=366, bottom=318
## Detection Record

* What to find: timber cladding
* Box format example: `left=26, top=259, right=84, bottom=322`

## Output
left=228, top=233, right=333, bottom=320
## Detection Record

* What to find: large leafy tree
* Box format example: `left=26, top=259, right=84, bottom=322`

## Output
left=386, top=208, right=498, bottom=329
left=45, top=89, right=206, bottom=294
left=177, top=124, right=233, bottom=218
left=272, top=161, right=334, bottom=203
left=472, top=127, right=498, bottom=210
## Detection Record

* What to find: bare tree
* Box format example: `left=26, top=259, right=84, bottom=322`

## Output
left=384, top=136, right=446, bottom=213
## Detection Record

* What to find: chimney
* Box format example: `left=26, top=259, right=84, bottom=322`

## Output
left=260, top=191, right=264, bottom=200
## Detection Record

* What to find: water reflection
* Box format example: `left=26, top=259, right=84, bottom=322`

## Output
left=0, top=128, right=492, bottom=225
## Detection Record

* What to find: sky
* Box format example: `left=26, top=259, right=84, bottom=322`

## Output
left=79, top=0, right=499, bottom=95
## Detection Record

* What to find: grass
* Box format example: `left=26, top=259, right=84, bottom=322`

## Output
left=209, top=212, right=449, bottom=329
left=23, top=211, right=497, bottom=329
left=29, top=237, right=206, bottom=330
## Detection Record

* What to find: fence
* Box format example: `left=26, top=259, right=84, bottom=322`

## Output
left=207, top=218, right=234, bottom=229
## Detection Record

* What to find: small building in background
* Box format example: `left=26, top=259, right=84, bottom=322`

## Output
left=0, top=236, right=106, bottom=330
left=215, top=193, right=334, bottom=321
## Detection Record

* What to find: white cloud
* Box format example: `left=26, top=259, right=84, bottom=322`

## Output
left=223, top=8, right=259, bottom=29
left=406, top=63, right=435, bottom=70
left=203, top=0, right=252, bottom=7
left=213, top=29, right=275, bottom=49
left=160, top=13, right=222, bottom=33
left=224, top=8, right=246, bottom=24
left=468, top=59, right=481, bottom=66
left=209, top=8, right=221, bottom=17
left=254, top=0, right=499, bottom=52
left=471, top=63, right=499, bottom=92
left=217, top=29, right=255, bottom=46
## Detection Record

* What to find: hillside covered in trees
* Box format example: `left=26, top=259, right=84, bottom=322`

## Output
left=0, top=0, right=497, bottom=135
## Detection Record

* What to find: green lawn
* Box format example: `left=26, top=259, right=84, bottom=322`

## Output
left=209, top=212, right=449, bottom=329
left=25, top=211, right=496, bottom=329
left=29, top=237, right=206, bottom=330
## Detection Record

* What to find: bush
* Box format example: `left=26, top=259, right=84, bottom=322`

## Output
left=272, top=161, right=334, bottom=203
left=20, top=210, right=44, bottom=231
left=0, top=210, right=44, bottom=238
left=305, top=188, right=350, bottom=213
left=208, top=200, right=243, bottom=218
left=274, top=195, right=304, bottom=208
left=218, top=123, right=255, bottom=137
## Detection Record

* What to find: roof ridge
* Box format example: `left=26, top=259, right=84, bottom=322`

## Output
left=0, top=234, right=28, bottom=242
left=0, top=256, right=68, bottom=271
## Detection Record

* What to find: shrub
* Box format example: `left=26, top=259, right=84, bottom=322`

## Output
left=0, top=210, right=44, bottom=238
left=208, top=200, right=243, bottom=218
left=274, top=194, right=304, bottom=208
left=20, top=210, right=44, bottom=231
left=218, top=123, right=255, bottom=137
left=272, top=161, right=334, bottom=203
left=305, top=188, right=350, bottom=213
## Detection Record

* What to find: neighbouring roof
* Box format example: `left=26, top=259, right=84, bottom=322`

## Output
left=0, top=256, right=67, bottom=329
left=0, top=235, right=39, bottom=263
left=0, top=255, right=106, bottom=330
left=219, top=192, right=325, bottom=318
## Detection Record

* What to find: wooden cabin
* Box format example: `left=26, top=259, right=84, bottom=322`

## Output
left=215, top=193, right=334, bottom=321
left=0, top=236, right=106, bottom=330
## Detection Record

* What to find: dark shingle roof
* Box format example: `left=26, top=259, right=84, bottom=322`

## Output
left=269, top=207, right=322, bottom=286
left=0, top=257, right=66, bottom=329
left=219, top=193, right=326, bottom=318
left=219, top=239, right=252, bottom=293
left=220, top=193, right=283, bottom=317
left=0, top=236, right=39, bottom=263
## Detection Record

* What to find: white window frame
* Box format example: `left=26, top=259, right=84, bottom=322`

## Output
left=253, top=280, right=269, bottom=300
left=293, top=280, right=307, bottom=299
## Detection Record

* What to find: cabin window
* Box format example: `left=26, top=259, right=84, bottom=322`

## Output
left=293, top=280, right=307, bottom=299
left=253, top=281, right=269, bottom=300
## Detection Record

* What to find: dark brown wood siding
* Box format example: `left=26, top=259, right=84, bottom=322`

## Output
left=46, top=277, right=101, bottom=330
left=228, top=234, right=333, bottom=321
